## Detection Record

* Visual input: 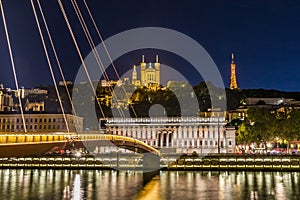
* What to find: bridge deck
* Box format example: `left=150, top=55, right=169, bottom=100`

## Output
left=0, top=132, right=160, bottom=157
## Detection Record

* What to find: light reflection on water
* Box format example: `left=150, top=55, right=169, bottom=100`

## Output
left=0, top=169, right=299, bottom=199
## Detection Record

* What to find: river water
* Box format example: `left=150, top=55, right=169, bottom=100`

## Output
left=0, top=169, right=299, bottom=200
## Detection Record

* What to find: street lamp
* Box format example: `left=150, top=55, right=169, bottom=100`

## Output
left=217, top=115, right=220, bottom=154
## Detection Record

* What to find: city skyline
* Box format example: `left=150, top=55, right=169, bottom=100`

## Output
left=1, top=2, right=300, bottom=199
left=0, top=1, right=300, bottom=91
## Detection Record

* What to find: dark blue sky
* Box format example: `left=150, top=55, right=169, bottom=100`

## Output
left=0, top=0, right=300, bottom=91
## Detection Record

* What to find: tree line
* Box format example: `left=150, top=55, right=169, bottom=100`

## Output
left=236, top=107, right=300, bottom=149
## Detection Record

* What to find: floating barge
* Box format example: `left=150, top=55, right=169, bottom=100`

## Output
left=0, top=155, right=300, bottom=171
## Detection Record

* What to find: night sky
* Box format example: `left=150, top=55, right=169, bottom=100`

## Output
left=0, top=0, right=300, bottom=91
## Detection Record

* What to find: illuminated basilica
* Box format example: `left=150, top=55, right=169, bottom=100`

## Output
left=132, top=55, right=160, bottom=87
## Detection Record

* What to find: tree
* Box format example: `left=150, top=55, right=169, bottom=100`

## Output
left=282, top=109, right=300, bottom=145
left=237, top=107, right=278, bottom=150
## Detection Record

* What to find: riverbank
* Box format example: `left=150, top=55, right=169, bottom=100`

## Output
left=1, top=155, right=300, bottom=171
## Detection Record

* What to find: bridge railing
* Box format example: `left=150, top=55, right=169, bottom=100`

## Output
left=0, top=133, right=69, bottom=144
left=0, top=132, right=160, bottom=155
left=79, top=134, right=160, bottom=155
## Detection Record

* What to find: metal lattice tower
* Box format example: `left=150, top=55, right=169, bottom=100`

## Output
left=230, top=53, right=238, bottom=90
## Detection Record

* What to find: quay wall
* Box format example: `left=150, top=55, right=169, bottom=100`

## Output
left=1, top=155, right=300, bottom=171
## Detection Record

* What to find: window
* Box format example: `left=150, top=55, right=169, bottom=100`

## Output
left=40, top=119, right=42, bottom=123
left=53, top=119, right=56, bottom=123
left=205, top=141, right=208, bottom=146
left=229, top=140, right=232, bottom=146
left=200, top=141, right=203, bottom=146
left=49, top=119, right=51, bottom=123
left=35, top=119, right=37, bottom=123
left=210, top=141, right=213, bottom=145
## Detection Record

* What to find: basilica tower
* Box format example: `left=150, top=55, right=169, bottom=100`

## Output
left=154, top=55, right=160, bottom=85
left=140, top=55, right=146, bottom=85
left=139, top=55, right=160, bottom=86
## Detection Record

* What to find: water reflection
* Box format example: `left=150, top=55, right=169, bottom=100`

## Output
left=0, top=169, right=299, bottom=199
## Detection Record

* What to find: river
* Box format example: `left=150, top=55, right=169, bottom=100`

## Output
left=0, top=169, right=299, bottom=199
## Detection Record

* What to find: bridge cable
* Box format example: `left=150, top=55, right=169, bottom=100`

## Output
left=57, top=0, right=106, bottom=119
left=71, top=0, right=124, bottom=118
left=0, top=0, right=27, bottom=132
left=30, top=0, right=70, bottom=133
left=36, top=0, right=77, bottom=117
left=83, top=0, right=138, bottom=118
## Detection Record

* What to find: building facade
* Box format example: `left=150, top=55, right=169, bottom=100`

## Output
left=132, top=55, right=160, bottom=87
left=105, top=117, right=236, bottom=154
left=0, top=90, right=13, bottom=112
left=0, top=114, right=83, bottom=133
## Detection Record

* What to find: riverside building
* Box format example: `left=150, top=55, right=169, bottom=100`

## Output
left=104, top=116, right=236, bottom=154
left=0, top=114, right=83, bottom=133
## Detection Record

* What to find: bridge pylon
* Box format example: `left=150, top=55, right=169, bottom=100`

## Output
left=142, top=153, right=160, bottom=172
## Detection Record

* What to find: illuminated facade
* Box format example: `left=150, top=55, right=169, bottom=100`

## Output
left=0, top=90, right=13, bottom=112
left=230, top=53, right=239, bottom=90
left=105, top=117, right=236, bottom=154
left=24, top=100, right=45, bottom=112
left=0, top=114, right=83, bottom=133
left=132, top=55, right=160, bottom=87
